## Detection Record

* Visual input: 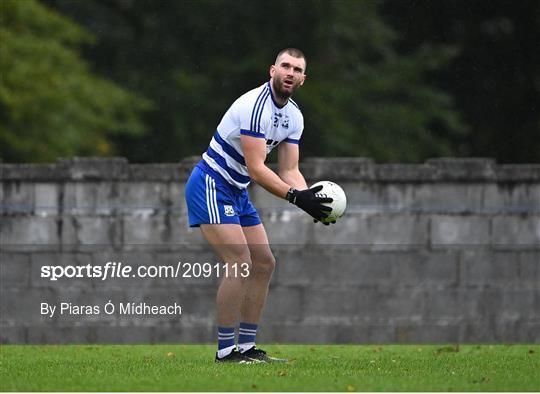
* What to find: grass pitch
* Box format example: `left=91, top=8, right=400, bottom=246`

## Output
left=1, top=344, right=538, bottom=391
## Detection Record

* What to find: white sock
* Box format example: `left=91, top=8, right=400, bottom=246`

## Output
left=217, top=345, right=236, bottom=359
left=238, top=342, right=256, bottom=353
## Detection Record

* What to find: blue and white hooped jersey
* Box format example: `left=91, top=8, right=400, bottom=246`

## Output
left=201, top=81, right=304, bottom=189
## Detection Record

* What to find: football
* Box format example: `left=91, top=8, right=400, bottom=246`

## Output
left=311, top=181, right=347, bottom=223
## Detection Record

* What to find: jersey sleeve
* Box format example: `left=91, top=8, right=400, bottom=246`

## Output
left=284, top=111, right=304, bottom=144
left=237, top=88, right=271, bottom=139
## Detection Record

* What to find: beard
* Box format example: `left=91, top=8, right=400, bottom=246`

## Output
left=272, top=74, right=298, bottom=101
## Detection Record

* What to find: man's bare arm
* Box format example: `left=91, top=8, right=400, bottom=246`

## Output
left=277, top=142, right=308, bottom=189
left=241, top=135, right=291, bottom=199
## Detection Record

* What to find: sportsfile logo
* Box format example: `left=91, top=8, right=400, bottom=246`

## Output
left=40, top=261, right=183, bottom=281
left=223, top=205, right=235, bottom=217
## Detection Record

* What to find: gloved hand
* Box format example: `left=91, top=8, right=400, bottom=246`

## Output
left=286, top=185, right=333, bottom=221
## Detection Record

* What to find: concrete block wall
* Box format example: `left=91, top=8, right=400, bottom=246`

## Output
left=1, top=157, right=539, bottom=344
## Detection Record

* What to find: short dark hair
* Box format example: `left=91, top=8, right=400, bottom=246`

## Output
left=275, top=48, right=307, bottom=69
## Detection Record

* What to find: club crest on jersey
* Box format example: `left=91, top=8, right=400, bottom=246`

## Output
left=281, top=115, right=290, bottom=129
left=223, top=205, right=235, bottom=217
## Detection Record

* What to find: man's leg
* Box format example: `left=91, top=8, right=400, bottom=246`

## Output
left=200, top=224, right=253, bottom=362
left=236, top=224, right=286, bottom=362
left=240, top=224, right=275, bottom=325
left=201, top=223, right=251, bottom=326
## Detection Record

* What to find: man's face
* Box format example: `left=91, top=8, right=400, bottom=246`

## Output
left=270, top=53, right=306, bottom=100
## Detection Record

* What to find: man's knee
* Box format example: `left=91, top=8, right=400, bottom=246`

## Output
left=216, top=244, right=251, bottom=263
left=251, top=252, right=276, bottom=276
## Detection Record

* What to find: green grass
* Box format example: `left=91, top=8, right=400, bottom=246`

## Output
left=1, top=344, right=539, bottom=391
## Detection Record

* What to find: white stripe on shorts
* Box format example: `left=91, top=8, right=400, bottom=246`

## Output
left=205, top=174, right=214, bottom=223
left=205, top=174, right=220, bottom=224
left=211, top=177, right=220, bottom=224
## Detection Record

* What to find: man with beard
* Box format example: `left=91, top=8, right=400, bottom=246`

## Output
left=185, top=48, right=333, bottom=363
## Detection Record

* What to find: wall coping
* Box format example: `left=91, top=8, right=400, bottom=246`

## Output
left=1, top=157, right=539, bottom=182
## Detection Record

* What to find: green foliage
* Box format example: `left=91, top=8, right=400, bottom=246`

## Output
left=297, top=1, right=466, bottom=161
left=5, top=0, right=538, bottom=163
left=43, top=0, right=466, bottom=163
left=0, top=0, right=151, bottom=162
left=382, top=0, right=540, bottom=163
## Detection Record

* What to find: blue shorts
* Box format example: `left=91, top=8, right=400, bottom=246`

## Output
left=185, top=161, right=262, bottom=228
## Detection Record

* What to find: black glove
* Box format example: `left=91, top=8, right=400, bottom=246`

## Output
left=286, top=185, right=333, bottom=221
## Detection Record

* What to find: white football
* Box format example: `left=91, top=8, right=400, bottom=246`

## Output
left=310, top=181, right=347, bottom=223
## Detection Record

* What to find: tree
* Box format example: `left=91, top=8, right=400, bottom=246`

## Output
left=382, top=0, right=540, bottom=163
left=40, top=0, right=465, bottom=163
left=296, top=1, right=466, bottom=161
left=0, top=0, right=151, bottom=163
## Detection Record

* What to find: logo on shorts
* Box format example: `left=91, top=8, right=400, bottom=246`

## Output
left=224, top=205, right=235, bottom=217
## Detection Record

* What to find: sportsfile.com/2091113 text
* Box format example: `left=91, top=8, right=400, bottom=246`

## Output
left=39, top=261, right=250, bottom=281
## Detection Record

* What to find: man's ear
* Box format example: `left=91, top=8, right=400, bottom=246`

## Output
left=299, top=74, right=307, bottom=86
left=269, top=64, right=276, bottom=78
